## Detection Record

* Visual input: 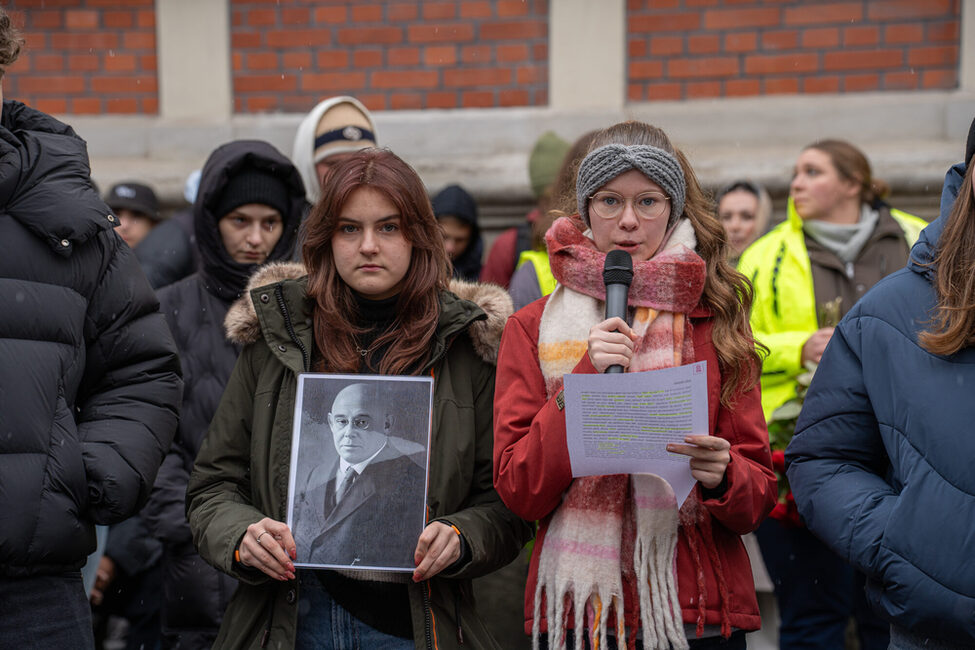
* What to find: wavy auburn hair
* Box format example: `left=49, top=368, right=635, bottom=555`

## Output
left=302, top=148, right=450, bottom=375
left=586, top=121, right=763, bottom=405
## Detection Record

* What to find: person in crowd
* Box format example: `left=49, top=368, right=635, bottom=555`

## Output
left=143, top=139, right=306, bottom=649
left=186, top=148, right=532, bottom=649
left=133, top=169, right=202, bottom=289
left=738, top=140, right=928, bottom=649
left=493, top=121, right=776, bottom=649
left=432, top=183, right=483, bottom=282
left=787, top=132, right=975, bottom=648
left=105, top=180, right=163, bottom=250
left=292, top=95, right=378, bottom=204
left=714, top=180, right=772, bottom=265
left=0, top=9, right=182, bottom=647
left=480, top=130, right=570, bottom=288
left=508, top=130, right=598, bottom=311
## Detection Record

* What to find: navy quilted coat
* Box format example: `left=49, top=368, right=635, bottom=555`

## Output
left=0, top=100, right=181, bottom=577
left=787, top=163, right=975, bottom=643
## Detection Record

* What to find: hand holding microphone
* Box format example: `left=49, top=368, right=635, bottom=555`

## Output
left=587, top=250, right=636, bottom=373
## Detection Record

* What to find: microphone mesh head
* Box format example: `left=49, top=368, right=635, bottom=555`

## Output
left=603, top=249, right=633, bottom=286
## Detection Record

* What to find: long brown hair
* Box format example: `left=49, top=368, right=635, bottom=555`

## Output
left=804, top=139, right=890, bottom=206
left=302, top=149, right=450, bottom=375
left=587, top=121, right=763, bottom=405
left=919, top=159, right=975, bottom=355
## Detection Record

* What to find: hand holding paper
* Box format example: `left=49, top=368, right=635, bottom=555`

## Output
left=666, top=435, right=730, bottom=490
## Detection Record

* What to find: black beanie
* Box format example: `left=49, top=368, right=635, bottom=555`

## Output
left=213, top=167, right=291, bottom=220
left=966, top=115, right=975, bottom=168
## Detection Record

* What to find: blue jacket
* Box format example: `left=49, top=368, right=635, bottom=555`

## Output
left=786, top=163, right=975, bottom=643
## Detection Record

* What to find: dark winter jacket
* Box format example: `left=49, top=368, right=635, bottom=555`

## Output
left=136, top=210, right=197, bottom=289
left=433, top=184, right=483, bottom=282
left=787, top=163, right=975, bottom=643
left=186, top=263, right=532, bottom=649
left=0, top=100, right=181, bottom=577
left=143, top=140, right=307, bottom=648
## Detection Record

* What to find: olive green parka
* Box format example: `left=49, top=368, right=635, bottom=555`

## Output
left=186, top=262, right=532, bottom=649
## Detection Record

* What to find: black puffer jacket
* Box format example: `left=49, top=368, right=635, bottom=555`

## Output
left=143, top=140, right=306, bottom=648
left=0, top=100, right=182, bottom=577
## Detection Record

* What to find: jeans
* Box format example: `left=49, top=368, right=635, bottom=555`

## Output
left=755, top=518, right=888, bottom=650
left=539, top=629, right=747, bottom=649
left=295, top=572, right=413, bottom=650
left=0, top=572, right=95, bottom=650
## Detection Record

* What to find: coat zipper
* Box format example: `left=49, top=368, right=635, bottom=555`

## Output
left=423, top=581, right=435, bottom=650
left=274, top=284, right=309, bottom=370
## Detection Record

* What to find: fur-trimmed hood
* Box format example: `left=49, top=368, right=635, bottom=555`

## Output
left=224, top=261, right=512, bottom=365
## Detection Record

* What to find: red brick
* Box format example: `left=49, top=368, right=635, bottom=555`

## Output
left=104, top=53, right=138, bottom=72
left=646, top=82, right=682, bottom=100
left=232, top=32, right=262, bottom=49
left=629, top=12, right=700, bottom=32
left=498, top=0, right=529, bottom=17
left=426, top=91, right=457, bottom=108
left=844, top=26, right=880, bottom=47
left=235, top=74, right=297, bottom=92
left=764, top=77, right=800, bottom=94
left=424, top=46, right=457, bottom=66
left=783, top=3, right=863, bottom=26
left=271, top=29, right=331, bottom=47
left=233, top=97, right=244, bottom=113
left=627, top=84, right=645, bottom=102
left=668, top=57, right=738, bottom=79
left=301, top=71, right=367, bottom=91
left=354, top=49, right=384, bottom=67
left=460, top=1, right=493, bottom=19
left=516, top=66, right=543, bottom=84
left=352, top=5, right=383, bottom=22
left=461, top=45, right=492, bottom=63
left=652, top=0, right=683, bottom=7
left=532, top=42, right=547, bottom=60
left=232, top=52, right=243, bottom=72
left=11, top=0, right=80, bottom=5
left=762, top=29, right=798, bottom=50
left=745, top=53, right=818, bottom=75
left=423, top=2, right=457, bottom=20
left=823, top=49, right=903, bottom=71
left=801, top=27, right=840, bottom=48
left=247, top=96, right=278, bottom=112
left=247, top=9, right=276, bottom=26
left=231, top=8, right=244, bottom=28
left=314, top=7, right=347, bottom=23
left=927, top=21, right=960, bottom=43
left=629, top=60, right=664, bottom=79
left=884, top=70, right=919, bottom=90
left=141, top=97, right=158, bottom=114
left=704, top=7, right=779, bottom=29
left=106, top=98, right=139, bottom=114
left=93, top=76, right=157, bottom=93
left=534, top=86, right=548, bottom=106
left=123, top=32, right=155, bottom=50
left=686, top=81, right=721, bottom=98
left=372, top=69, right=439, bottom=89
left=725, top=79, right=761, bottom=96
left=317, top=51, right=350, bottom=69
left=499, top=88, right=529, bottom=105
left=921, top=68, right=957, bottom=89
left=724, top=31, right=757, bottom=53
left=87, top=0, right=152, bottom=7
left=885, top=23, right=924, bottom=44
left=50, top=32, right=119, bottom=50
left=282, top=8, right=311, bottom=25
left=68, top=54, right=99, bottom=72
left=338, top=27, right=402, bottom=45
left=867, top=0, right=954, bottom=21
left=907, top=46, right=958, bottom=67
left=140, top=55, right=157, bottom=71
left=71, top=97, right=102, bottom=114
left=844, top=73, right=880, bottom=91
left=136, top=10, right=154, bottom=28
left=29, top=11, right=61, bottom=28
left=461, top=90, right=493, bottom=107
left=443, top=67, right=512, bottom=87
left=479, top=21, right=545, bottom=40
left=357, top=94, right=387, bottom=111
left=17, top=76, right=86, bottom=94
left=388, top=3, right=419, bottom=21
left=688, top=34, right=719, bottom=54
left=65, top=10, right=98, bottom=29
left=497, top=43, right=529, bottom=63
left=408, top=23, right=475, bottom=43
left=387, top=47, right=420, bottom=66
left=245, top=52, right=278, bottom=71
left=32, top=54, right=64, bottom=72
left=102, top=11, right=133, bottom=28
left=649, top=35, right=683, bottom=56
left=21, top=32, right=49, bottom=49
left=390, top=92, right=423, bottom=109
left=803, top=76, right=841, bottom=93
left=283, top=52, right=312, bottom=69
left=33, top=98, right=68, bottom=114
left=629, top=39, right=647, bottom=58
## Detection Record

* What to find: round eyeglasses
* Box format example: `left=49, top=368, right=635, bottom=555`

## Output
left=589, top=191, right=670, bottom=221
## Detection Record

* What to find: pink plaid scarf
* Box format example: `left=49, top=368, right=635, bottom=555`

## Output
left=533, top=218, right=707, bottom=650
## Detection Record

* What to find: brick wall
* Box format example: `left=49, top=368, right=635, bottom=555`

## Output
left=231, top=0, right=549, bottom=113
left=627, top=0, right=961, bottom=100
left=4, top=0, right=158, bottom=115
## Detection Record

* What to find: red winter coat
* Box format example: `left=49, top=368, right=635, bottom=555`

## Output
left=493, top=297, right=776, bottom=637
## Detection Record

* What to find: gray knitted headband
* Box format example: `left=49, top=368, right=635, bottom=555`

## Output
left=576, top=144, right=686, bottom=226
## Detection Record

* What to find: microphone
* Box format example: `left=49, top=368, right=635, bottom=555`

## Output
left=603, top=249, right=633, bottom=374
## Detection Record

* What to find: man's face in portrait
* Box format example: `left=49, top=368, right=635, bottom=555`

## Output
left=327, top=384, right=391, bottom=465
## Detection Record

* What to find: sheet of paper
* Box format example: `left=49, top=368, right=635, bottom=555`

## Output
left=563, top=361, right=708, bottom=507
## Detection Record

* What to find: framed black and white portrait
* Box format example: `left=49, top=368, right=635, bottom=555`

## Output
left=287, top=373, right=433, bottom=571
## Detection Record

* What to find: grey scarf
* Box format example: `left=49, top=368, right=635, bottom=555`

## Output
left=803, top=205, right=879, bottom=265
